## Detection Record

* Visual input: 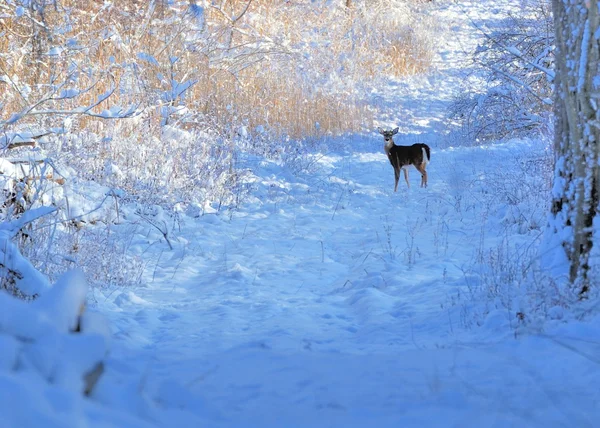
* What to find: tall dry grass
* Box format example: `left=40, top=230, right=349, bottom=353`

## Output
left=0, top=0, right=435, bottom=140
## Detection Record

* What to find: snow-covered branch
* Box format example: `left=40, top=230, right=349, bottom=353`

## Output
left=1, top=82, right=140, bottom=126
left=472, top=19, right=555, bottom=80
left=451, top=0, right=554, bottom=141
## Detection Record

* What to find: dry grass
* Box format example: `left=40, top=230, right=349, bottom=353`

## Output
left=0, top=0, right=435, bottom=140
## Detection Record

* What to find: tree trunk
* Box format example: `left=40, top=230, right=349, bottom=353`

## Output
left=548, top=0, right=600, bottom=295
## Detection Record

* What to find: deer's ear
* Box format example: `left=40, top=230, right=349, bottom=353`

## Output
left=377, top=127, right=384, bottom=135
left=392, top=127, right=399, bottom=135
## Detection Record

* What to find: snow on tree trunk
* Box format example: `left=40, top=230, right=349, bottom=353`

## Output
left=548, top=0, right=600, bottom=295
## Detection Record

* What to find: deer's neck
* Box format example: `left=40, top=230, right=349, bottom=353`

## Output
left=384, top=139, right=395, bottom=155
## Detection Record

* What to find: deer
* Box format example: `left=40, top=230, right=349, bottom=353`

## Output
left=377, top=127, right=431, bottom=191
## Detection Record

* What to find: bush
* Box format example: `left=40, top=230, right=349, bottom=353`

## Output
left=450, top=0, right=553, bottom=143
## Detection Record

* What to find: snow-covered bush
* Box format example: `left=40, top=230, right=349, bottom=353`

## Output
left=0, top=221, right=108, bottom=390
left=0, top=226, right=52, bottom=299
left=457, top=235, right=576, bottom=331
left=0, top=156, right=146, bottom=292
left=22, top=217, right=146, bottom=289
left=442, top=139, right=567, bottom=329
left=44, top=121, right=251, bottom=212
left=484, top=141, right=553, bottom=234
left=0, top=240, right=114, bottom=426
left=450, top=0, right=553, bottom=143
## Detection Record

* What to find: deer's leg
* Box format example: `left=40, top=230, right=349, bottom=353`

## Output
left=403, top=167, right=410, bottom=188
left=394, top=167, right=400, bottom=192
left=415, top=164, right=428, bottom=187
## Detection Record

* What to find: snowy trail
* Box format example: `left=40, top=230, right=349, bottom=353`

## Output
left=94, top=2, right=600, bottom=427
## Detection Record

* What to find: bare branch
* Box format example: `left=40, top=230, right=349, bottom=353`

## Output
left=6, top=142, right=37, bottom=150
left=461, top=4, right=555, bottom=79
left=232, top=0, right=253, bottom=24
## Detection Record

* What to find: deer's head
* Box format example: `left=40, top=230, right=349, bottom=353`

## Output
left=377, top=127, right=399, bottom=145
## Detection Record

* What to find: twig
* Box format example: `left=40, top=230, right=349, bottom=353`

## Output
left=331, top=190, right=344, bottom=220
left=135, top=211, right=174, bottom=250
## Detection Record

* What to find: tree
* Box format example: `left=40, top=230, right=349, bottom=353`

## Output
left=547, top=0, right=600, bottom=295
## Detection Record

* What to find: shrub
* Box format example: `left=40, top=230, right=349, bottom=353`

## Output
left=450, top=0, right=553, bottom=143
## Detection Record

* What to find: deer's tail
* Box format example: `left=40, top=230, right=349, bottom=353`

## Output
left=422, top=144, right=431, bottom=165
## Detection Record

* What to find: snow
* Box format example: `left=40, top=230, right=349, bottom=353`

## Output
left=137, top=52, right=160, bottom=67
left=0, top=268, right=113, bottom=428
left=47, top=47, right=63, bottom=56
left=58, top=89, right=81, bottom=100
left=0, top=230, right=51, bottom=297
left=1, top=0, right=599, bottom=427
left=578, top=19, right=591, bottom=91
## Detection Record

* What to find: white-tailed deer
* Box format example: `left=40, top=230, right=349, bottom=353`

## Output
left=377, top=127, right=431, bottom=191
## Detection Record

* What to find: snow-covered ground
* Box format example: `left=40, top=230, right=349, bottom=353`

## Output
left=2, top=1, right=600, bottom=427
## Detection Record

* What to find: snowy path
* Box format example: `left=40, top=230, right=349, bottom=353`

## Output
left=95, top=2, right=600, bottom=427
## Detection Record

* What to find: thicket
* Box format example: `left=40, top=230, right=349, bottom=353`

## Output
left=450, top=0, right=553, bottom=143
